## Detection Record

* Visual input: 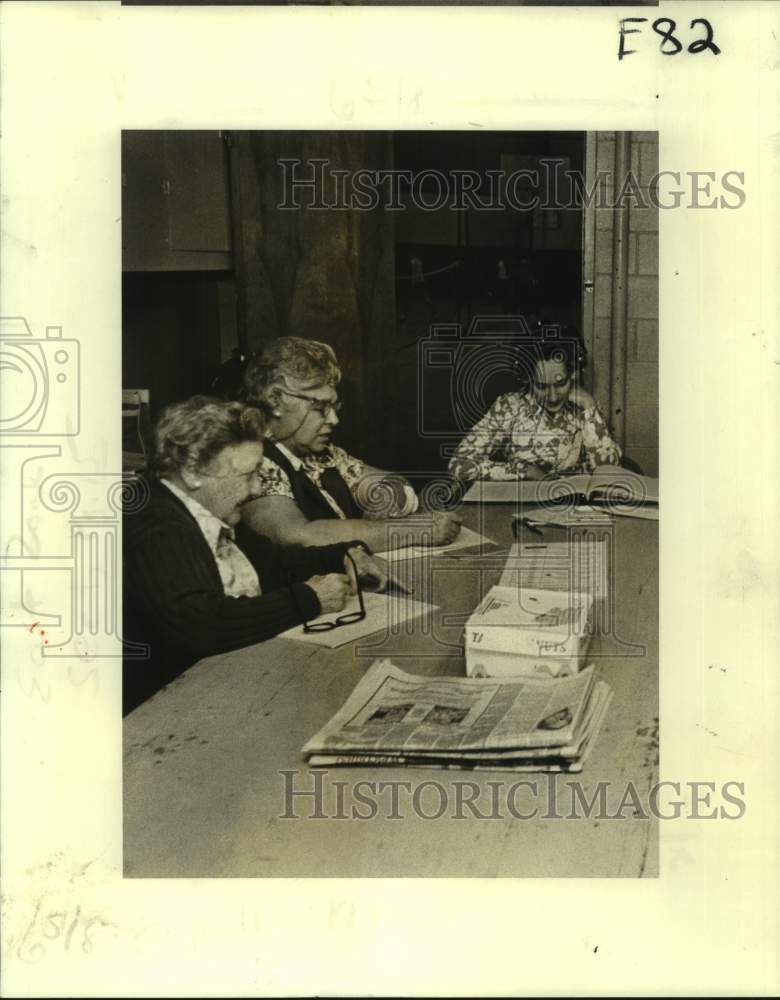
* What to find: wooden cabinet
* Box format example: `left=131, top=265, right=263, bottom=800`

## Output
left=122, top=131, right=232, bottom=271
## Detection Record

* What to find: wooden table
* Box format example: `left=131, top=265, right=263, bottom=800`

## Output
left=124, top=503, right=658, bottom=878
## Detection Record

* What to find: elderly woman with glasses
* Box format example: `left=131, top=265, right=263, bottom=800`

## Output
left=448, top=338, right=622, bottom=483
left=123, top=395, right=386, bottom=713
left=239, top=337, right=461, bottom=550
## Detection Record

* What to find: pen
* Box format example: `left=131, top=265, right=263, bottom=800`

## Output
left=513, top=517, right=545, bottom=538
left=440, top=546, right=513, bottom=561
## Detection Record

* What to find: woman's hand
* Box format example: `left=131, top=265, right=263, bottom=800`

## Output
left=517, top=463, right=548, bottom=482
left=414, top=511, right=462, bottom=547
left=305, top=573, right=351, bottom=613
left=449, top=457, right=481, bottom=483
left=567, top=385, right=597, bottom=410
left=345, top=547, right=389, bottom=593
left=432, top=511, right=462, bottom=545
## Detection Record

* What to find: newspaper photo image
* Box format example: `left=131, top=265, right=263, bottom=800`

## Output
left=302, top=659, right=602, bottom=755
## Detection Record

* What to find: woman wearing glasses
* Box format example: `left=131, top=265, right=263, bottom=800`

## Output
left=123, top=395, right=386, bottom=713
left=447, top=338, right=622, bottom=483
left=240, top=337, right=462, bottom=549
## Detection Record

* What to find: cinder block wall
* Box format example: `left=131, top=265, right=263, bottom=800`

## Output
left=626, top=132, right=659, bottom=478
left=591, top=132, right=659, bottom=478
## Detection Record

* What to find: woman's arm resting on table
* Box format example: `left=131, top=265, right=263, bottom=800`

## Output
left=355, top=464, right=419, bottom=517
left=240, top=494, right=460, bottom=550
left=125, top=524, right=323, bottom=659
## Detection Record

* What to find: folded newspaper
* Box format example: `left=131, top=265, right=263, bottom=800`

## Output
left=302, top=660, right=612, bottom=773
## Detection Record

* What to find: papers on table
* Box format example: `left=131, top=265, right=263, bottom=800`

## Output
left=601, top=503, right=659, bottom=521
left=461, top=478, right=595, bottom=504
left=461, top=480, right=535, bottom=504
left=515, top=505, right=613, bottom=527
left=302, top=658, right=613, bottom=772
left=498, top=540, right=609, bottom=599
left=279, top=592, right=438, bottom=648
left=572, top=505, right=615, bottom=522
left=375, top=525, right=494, bottom=563
left=462, top=469, right=659, bottom=521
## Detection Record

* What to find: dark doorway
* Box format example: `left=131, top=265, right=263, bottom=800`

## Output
left=391, top=131, right=586, bottom=478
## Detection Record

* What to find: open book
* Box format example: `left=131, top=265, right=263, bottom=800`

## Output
left=462, top=465, right=658, bottom=515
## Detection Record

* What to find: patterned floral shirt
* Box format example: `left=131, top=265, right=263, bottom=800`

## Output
left=161, top=479, right=261, bottom=598
left=448, top=393, right=621, bottom=481
left=254, top=442, right=365, bottom=518
left=254, top=441, right=418, bottom=519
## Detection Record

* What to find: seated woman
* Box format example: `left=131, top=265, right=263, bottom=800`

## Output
left=123, top=396, right=386, bottom=714
left=448, top=338, right=622, bottom=482
left=240, top=337, right=461, bottom=549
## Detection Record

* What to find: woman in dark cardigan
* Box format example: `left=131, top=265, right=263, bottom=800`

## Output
left=123, top=396, right=386, bottom=714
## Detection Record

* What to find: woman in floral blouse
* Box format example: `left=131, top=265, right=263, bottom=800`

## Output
left=240, top=337, right=462, bottom=549
left=448, top=339, right=622, bottom=483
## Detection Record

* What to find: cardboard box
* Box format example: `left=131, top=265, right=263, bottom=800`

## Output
left=464, top=585, right=594, bottom=679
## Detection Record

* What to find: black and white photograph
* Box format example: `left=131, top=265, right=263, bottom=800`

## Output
left=121, top=129, right=660, bottom=878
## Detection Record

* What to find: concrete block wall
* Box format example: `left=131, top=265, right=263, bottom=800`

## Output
left=626, top=132, right=659, bottom=477
left=590, top=132, right=659, bottom=478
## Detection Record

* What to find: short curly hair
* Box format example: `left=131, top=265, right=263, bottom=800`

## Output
left=241, top=337, right=341, bottom=414
left=150, top=396, right=266, bottom=479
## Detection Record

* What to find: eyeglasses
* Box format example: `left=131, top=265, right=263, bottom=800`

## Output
left=303, top=553, right=366, bottom=633
left=279, top=388, right=342, bottom=418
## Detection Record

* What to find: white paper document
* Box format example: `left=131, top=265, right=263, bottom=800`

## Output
left=498, top=540, right=609, bottom=598
left=279, top=592, right=438, bottom=648
left=375, top=525, right=494, bottom=562
left=515, top=506, right=614, bottom=527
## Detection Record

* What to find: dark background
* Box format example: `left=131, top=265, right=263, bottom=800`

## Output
left=122, top=129, right=587, bottom=478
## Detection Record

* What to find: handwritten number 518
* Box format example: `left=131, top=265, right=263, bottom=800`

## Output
left=619, top=18, right=721, bottom=60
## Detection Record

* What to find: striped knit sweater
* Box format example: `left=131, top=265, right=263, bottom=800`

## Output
left=123, top=478, right=362, bottom=713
